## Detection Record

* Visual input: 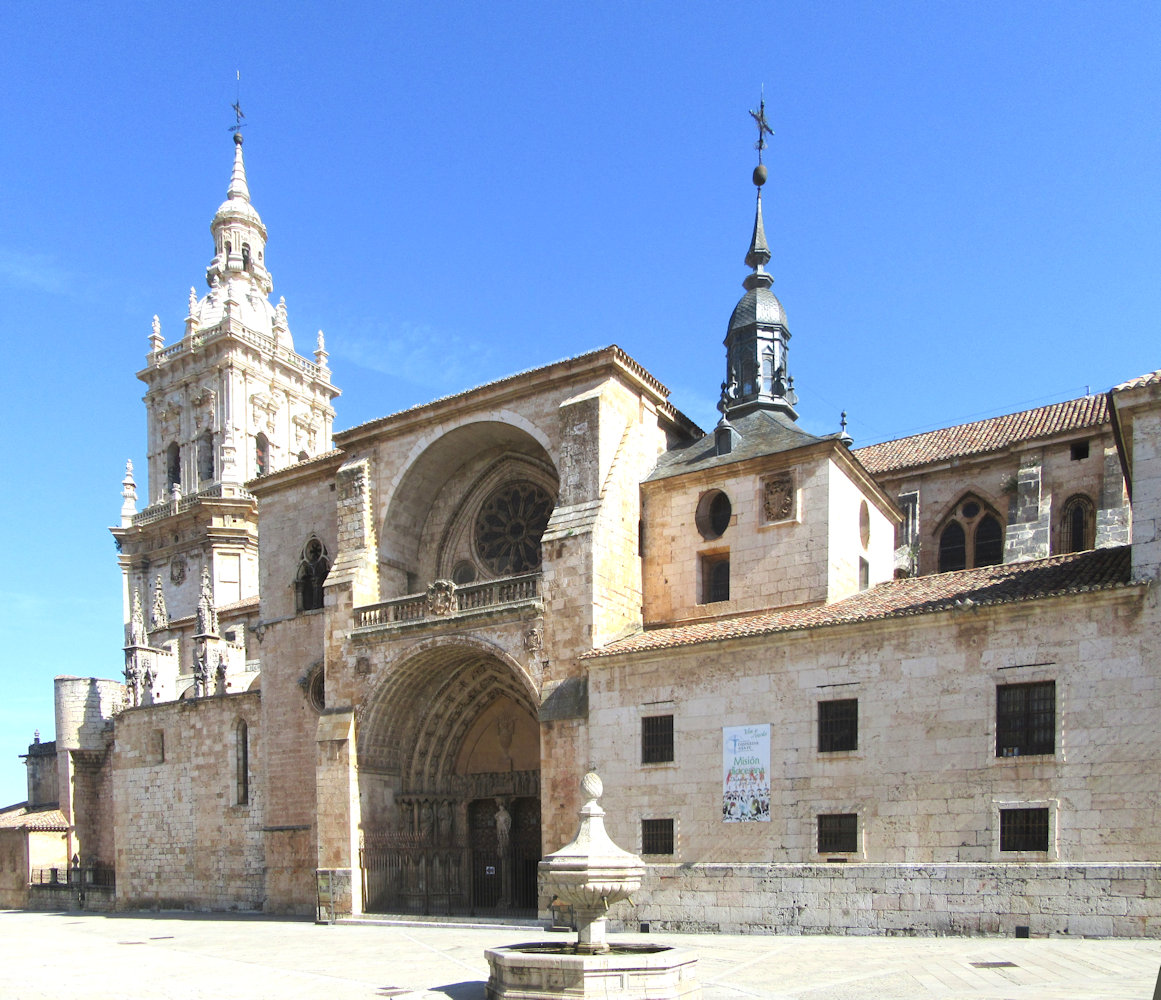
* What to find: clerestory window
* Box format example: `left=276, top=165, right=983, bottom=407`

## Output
left=937, top=496, right=1003, bottom=572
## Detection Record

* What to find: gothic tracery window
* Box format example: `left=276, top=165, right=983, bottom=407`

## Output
left=937, top=496, right=1003, bottom=572
left=475, top=481, right=554, bottom=575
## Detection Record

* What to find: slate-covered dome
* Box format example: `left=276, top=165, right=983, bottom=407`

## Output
left=727, top=285, right=788, bottom=336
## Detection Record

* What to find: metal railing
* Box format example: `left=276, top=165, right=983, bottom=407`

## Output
left=30, top=865, right=115, bottom=889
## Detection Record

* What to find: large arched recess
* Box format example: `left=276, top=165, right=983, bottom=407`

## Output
left=378, top=418, right=558, bottom=595
left=355, top=638, right=542, bottom=914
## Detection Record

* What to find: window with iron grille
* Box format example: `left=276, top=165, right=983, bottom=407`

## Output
left=701, top=554, right=730, bottom=603
left=818, top=699, right=858, bottom=752
left=641, top=714, right=674, bottom=764
left=817, top=813, right=858, bottom=853
left=1000, top=807, right=1049, bottom=852
left=996, top=681, right=1055, bottom=757
left=642, top=818, right=674, bottom=855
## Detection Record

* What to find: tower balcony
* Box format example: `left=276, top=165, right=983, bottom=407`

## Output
left=353, top=573, right=542, bottom=634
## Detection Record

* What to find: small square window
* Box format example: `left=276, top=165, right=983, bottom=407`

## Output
left=641, top=714, right=674, bottom=764
left=701, top=555, right=730, bottom=604
left=818, top=699, right=858, bottom=753
left=1070, top=441, right=1090, bottom=461
left=996, top=681, right=1055, bottom=757
left=1000, top=807, right=1049, bottom=852
left=817, top=813, right=858, bottom=853
left=642, top=818, right=674, bottom=855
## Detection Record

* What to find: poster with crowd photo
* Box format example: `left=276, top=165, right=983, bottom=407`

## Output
left=722, top=724, right=771, bottom=822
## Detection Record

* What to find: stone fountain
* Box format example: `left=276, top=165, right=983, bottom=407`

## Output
left=485, top=772, right=699, bottom=999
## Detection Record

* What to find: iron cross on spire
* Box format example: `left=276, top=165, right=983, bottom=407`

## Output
left=749, top=95, right=774, bottom=164
left=229, top=70, right=246, bottom=135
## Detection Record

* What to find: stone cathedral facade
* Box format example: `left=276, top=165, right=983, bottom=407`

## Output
left=5, top=130, right=1161, bottom=938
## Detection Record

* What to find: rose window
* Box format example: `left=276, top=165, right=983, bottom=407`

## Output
left=475, top=481, right=554, bottom=575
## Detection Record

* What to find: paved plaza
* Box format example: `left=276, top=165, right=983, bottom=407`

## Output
left=1, top=909, right=1158, bottom=1000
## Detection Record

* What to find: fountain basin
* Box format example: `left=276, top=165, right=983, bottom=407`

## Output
left=485, top=942, right=700, bottom=1000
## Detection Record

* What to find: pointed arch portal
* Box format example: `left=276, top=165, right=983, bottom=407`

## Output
left=356, top=641, right=541, bottom=917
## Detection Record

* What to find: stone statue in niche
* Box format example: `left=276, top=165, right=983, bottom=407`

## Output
left=763, top=472, right=795, bottom=523
left=419, top=801, right=434, bottom=839
left=426, top=580, right=456, bottom=616
left=494, top=799, right=512, bottom=854
left=437, top=800, right=452, bottom=842
left=192, top=640, right=209, bottom=698
left=128, top=590, right=146, bottom=647
left=124, top=658, right=140, bottom=708
left=214, top=652, right=228, bottom=695
left=497, top=715, right=516, bottom=771
left=524, top=626, right=543, bottom=652
left=150, top=576, right=168, bottom=631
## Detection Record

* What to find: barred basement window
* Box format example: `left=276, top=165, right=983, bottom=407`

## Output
left=996, top=681, right=1055, bottom=757
left=818, top=699, right=858, bottom=752
left=641, top=714, right=674, bottom=764
left=1000, top=807, right=1049, bottom=852
left=641, top=818, right=674, bottom=855
left=817, top=813, right=858, bottom=853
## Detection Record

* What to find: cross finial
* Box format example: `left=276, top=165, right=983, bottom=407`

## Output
left=749, top=90, right=774, bottom=164
left=229, top=71, right=246, bottom=135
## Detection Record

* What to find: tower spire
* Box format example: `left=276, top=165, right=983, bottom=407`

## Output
left=721, top=95, right=797, bottom=421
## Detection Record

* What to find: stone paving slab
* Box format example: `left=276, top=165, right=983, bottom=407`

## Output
left=0, top=909, right=1158, bottom=1000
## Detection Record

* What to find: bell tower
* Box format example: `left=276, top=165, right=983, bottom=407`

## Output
left=112, top=129, right=341, bottom=700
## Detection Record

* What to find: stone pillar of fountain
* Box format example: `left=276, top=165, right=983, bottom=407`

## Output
left=539, top=771, right=645, bottom=955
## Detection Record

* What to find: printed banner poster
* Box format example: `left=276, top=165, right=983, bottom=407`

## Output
left=722, top=724, right=771, bottom=822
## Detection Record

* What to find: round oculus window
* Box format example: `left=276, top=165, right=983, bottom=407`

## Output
left=695, top=490, right=732, bottom=540
left=475, top=481, right=554, bottom=575
left=962, top=501, right=981, bottom=519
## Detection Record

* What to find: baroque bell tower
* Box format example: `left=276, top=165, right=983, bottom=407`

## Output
left=111, top=126, right=340, bottom=703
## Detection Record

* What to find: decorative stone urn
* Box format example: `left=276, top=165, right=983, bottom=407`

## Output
left=484, top=772, right=699, bottom=1000
left=539, top=771, right=644, bottom=953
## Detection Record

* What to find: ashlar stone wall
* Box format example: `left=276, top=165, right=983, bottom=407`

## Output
left=112, top=691, right=263, bottom=911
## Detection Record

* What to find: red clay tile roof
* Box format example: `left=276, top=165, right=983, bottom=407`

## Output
left=0, top=804, right=68, bottom=831
left=852, top=395, right=1108, bottom=476
left=586, top=546, right=1133, bottom=658
left=1114, top=369, right=1161, bottom=392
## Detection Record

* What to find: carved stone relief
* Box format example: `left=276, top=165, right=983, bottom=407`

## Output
left=762, top=471, right=796, bottom=523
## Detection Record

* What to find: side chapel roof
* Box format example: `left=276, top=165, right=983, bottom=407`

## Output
left=852, top=395, right=1109, bottom=476
left=586, top=546, right=1132, bottom=658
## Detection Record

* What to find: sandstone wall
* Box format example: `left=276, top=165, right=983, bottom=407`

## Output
left=615, top=862, right=1161, bottom=937
left=112, top=692, right=263, bottom=910
left=590, top=586, right=1159, bottom=867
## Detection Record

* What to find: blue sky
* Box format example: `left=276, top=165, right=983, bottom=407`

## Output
left=1, top=2, right=1158, bottom=806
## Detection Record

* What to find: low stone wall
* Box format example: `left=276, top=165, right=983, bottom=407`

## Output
left=609, top=863, right=1161, bottom=938
left=27, top=883, right=116, bottom=913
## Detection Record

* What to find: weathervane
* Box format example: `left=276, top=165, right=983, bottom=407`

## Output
left=749, top=91, right=774, bottom=165
left=229, top=70, right=246, bottom=135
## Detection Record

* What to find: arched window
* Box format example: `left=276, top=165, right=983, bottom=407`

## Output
left=166, top=442, right=181, bottom=489
left=937, top=495, right=1004, bottom=573
left=235, top=720, right=249, bottom=805
left=974, top=514, right=1003, bottom=567
left=197, top=430, right=214, bottom=484
left=241, top=243, right=251, bottom=271
left=255, top=433, right=270, bottom=477
left=296, top=537, right=330, bottom=612
left=938, top=521, right=966, bottom=572
left=1061, top=494, right=1095, bottom=553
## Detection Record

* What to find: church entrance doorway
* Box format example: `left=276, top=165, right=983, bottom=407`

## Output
left=356, top=641, right=541, bottom=919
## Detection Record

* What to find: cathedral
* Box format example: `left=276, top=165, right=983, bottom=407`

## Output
left=3, top=121, right=1161, bottom=938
